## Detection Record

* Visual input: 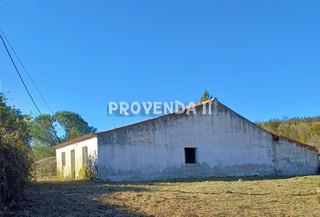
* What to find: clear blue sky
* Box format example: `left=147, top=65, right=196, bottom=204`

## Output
left=1, top=0, right=319, bottom=132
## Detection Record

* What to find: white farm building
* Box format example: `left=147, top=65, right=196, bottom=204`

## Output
left=54, top=99, right=319, bottom=181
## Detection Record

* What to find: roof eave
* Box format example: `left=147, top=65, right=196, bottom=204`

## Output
left=53, top=133, right=96, bottom=149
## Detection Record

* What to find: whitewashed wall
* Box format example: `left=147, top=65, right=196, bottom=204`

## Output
left=274, top=138, right=318, bottom=175
left=56, top=136, right=98, bottom=179
left=55, top=100, right=319, bottom=181
left=96, top=100, right=319, bottom=181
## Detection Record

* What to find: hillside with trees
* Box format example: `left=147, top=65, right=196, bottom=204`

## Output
left=256, top=116, right=320, bottom=150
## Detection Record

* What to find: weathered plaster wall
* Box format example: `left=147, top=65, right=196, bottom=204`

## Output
left=56, top=137, right=98, bottom=179
left=97, top=100, right=313, bottom=181
left=55, top=101, right=318, bottom=181
left=273, top=138, right=318, bottom=176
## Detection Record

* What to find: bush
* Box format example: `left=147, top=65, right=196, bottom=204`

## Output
left=0, top=94, right=33, bottom=214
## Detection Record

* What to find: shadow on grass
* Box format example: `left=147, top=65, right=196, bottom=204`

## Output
left=16, top=175, right=318, bottom=216
left=16, top=180, right=152, bottom=217
left=105, top=175, right=306, bottom=186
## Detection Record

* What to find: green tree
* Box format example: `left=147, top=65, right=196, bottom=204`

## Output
left=31, top=111, right=97, bottom=160
left=54, top=111, right=97, bottom=141
left=200, top=89, right=213, bottom=103
left=31, top=114, right=59, bottom=160
left=0, top=93, right=32, bottom=213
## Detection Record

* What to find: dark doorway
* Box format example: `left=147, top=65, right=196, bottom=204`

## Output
left=185, top=147, right=197, bottom=164
left=71, top=149, right=75, bottom=179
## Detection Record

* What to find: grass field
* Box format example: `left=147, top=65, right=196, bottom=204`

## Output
left=17, top=176, right=320, bottom=217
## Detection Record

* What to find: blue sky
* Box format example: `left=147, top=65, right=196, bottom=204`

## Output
left=1, top=0, right=319, bottom=132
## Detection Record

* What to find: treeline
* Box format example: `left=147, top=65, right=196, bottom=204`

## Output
left=256, top=116, right=320, bottom=149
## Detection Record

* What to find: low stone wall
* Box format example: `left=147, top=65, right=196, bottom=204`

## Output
left=35, top=157, right=56, bottom=179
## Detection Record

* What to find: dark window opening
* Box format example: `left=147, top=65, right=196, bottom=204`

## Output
left=61, top=152, right=66, bottom=166
left=82, top=146, right=88, bottom=164
left=185, top=147, right=197, bottom=164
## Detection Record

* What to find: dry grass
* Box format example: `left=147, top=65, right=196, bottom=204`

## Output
left=17, top=176, right=320, bottom=217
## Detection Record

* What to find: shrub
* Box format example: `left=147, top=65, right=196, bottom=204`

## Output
left=0, top=93, right=33, bottom=214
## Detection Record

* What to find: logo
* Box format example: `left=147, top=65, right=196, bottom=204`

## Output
left=107, top=101, right=213, bottom=117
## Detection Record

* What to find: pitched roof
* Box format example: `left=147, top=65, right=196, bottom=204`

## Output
left=97, top=98, right=217, bottom=135
left=54, top=133, right=96, bottom=149
left=53, top=98, right=318, bottom=154
left=54, top=99, right=216, bottom=149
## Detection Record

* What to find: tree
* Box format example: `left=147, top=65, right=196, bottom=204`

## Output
left=200, top=89, right=213, bottom=102
left=54, top=111, right=97, bottom=141
left=0, top=93, right=32, bottom=213
left=30, top=114, right=59, bottom=160
left=31, top=111, right=97, bottom=160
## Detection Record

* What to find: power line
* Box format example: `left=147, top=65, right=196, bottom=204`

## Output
left=0, top=31, right=62, bottom=144
left=0, top=27, right=54, bottom=115
left=0, top=32, right=42, bottom=115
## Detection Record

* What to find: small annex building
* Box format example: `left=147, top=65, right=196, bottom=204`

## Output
left=54, top=99, right=319, bottom=181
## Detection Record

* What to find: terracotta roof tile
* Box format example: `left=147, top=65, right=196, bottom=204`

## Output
left=273, top=135, right=318, bottom=152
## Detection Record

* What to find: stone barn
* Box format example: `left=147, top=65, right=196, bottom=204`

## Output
left=54, top=99, right=319, bottom=181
